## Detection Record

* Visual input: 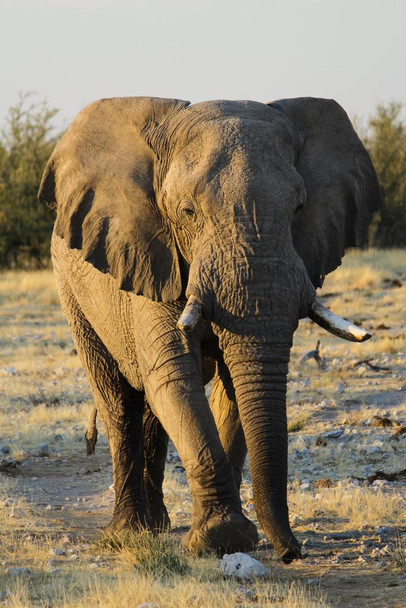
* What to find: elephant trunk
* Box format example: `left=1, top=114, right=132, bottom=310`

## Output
left=222, top=335, right=301, bottom=563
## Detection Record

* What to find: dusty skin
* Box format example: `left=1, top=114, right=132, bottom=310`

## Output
left=0, top=249, right=405, bottom=607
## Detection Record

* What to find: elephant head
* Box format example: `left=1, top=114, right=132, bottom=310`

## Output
left=39, top=96, right=382, bottom=561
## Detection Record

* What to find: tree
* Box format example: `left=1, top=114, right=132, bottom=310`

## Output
left=365, top=102, right=406, bottom=247
left=0, top=93, right=59, bottom=268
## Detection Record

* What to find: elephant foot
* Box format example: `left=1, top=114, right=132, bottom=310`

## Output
left=183, top=510, right=258, bottom=555
left=148, top=502, right=171, bottom=532
left=106, top=506, right=152, bottom=535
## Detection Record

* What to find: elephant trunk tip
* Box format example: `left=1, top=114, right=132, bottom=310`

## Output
left=309, top=299, right=372, bottom=342
left=177, top=295, right=202, bottom=332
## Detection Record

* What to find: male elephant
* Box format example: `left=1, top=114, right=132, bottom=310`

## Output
left=38, top=96, right=381, bottom=563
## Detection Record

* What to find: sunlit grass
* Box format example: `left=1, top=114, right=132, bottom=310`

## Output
left=290, top=485, right=406, bottom=529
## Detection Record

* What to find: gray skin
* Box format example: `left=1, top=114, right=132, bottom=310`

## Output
left=38, top=96, right=382, bottom=563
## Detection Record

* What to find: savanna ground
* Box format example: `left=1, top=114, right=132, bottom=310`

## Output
left=0, top=249, right=405, bottom=608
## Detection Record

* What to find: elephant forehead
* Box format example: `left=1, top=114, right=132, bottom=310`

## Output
left=164, top=116, right=299, bottom=198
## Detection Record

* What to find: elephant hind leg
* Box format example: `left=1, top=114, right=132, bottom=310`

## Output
left=60, top=285, right=151, bottom=533
left=143, top=400, right=170, bottom=531
left=209, top=360, right=247, bottom=489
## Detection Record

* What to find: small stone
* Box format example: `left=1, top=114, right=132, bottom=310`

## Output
left=376, top=526, right=392, bottom=535
left=307, top=578, right=320, bottom=586
left=302, top=538, right=311, bottom=547
left=10, top=507, right=27, bottom=518
left=366, top=446, right=382, bottom=455
left=48, top=567, right=62, bottom=575
left=6, top=567, right=32, bottom=577
left=358, top=556, right=368, bottom=563
left=292, top=514, right=301, bottom=525
left=323, top=429, right=344, bottom=439
left=219, top=552, right=270, bottom=580
left=372, top=479, right=393, bottom=488
left=36, top=443, right=50, bottom=457
left=1, top=366, right=17, bottom=375
left=234, top=586, right=257, bottom=602
left=49, top=548, right=66, bottom=557
left=0, top=445, right=11, bottom=455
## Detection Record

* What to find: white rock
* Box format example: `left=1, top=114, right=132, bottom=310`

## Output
left=219, top=552, right=270, bottom=580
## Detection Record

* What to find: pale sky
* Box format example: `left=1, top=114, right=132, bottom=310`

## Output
left=2, top=0, right=405, bottom=129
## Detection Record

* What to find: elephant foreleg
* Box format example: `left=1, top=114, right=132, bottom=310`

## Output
left=143, top=400, right=170, bottom=531
left=209, top=360, right=247, bottom=489
left=135, top=299, right=258, bottom=554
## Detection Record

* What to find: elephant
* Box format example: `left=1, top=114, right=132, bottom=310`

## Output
left=38, top=96, right=382, bottom=563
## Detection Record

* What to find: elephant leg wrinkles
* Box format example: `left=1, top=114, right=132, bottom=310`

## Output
left=57, top=281, right=151, bottom=532
left=133, top=298, right=258, bottom=553
left=209, top=360, right=247, bottom=489
left=143, top=400, right=170, bottom=531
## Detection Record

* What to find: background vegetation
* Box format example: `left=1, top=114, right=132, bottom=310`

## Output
left=0, top=94, right=404, bottom=269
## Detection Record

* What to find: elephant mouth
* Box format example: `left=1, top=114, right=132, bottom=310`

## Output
left=177, top=294, right=371, bottom=343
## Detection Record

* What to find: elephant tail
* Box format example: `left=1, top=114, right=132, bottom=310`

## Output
left=85, top=405, right=98, bottom=455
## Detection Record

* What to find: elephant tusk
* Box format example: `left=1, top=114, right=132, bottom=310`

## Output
left=177, top=295, right=202, bottom=332
left=308, top=299, right=372, bottom=342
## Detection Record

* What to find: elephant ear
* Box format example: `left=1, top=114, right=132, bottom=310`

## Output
left=38, top=96, right=190, bottom=302
left=269, top=98, right=383, bottom=288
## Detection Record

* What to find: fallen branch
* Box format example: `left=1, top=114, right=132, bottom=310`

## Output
left=352, top=359, right=391, bottom=372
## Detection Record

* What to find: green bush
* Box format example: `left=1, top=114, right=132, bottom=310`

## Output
left=0, top=93, right=59, bottom=268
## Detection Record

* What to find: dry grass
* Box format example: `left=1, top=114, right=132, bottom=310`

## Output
left=290, top=485, right=405, bottom=529
left=1, top=572, right=329, bottom=608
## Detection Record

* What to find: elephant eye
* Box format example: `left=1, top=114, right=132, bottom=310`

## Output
left=178, top=201, right=196, bottom=222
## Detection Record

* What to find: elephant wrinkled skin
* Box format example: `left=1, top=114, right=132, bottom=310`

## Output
left=38, top=96, right=382, bottom=562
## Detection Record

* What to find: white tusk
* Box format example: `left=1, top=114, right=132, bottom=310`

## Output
left=308, top=299, right=372, bottom=343
left=177, top=295, right=202, bottom=332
